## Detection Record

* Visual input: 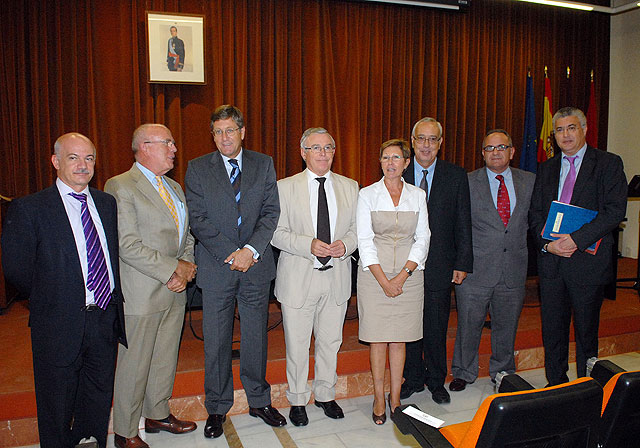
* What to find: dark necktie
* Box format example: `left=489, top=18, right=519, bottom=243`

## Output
left=69, top=192, right=111, bottom=308
left=419, top=169, right=429, bottom=201
left=229, top=159, right=242, bottom=228
left=559, top=155, right=577, bottom=204
left=316, top=177, right=331, bottom=265
left=496, top=174, right=510, bottom=227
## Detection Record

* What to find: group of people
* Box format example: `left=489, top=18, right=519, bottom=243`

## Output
left=1, top=104, right=627, bottom=448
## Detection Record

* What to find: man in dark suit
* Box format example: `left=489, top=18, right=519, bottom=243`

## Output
left=105, top=124, right=197, bottom=448
left=1, top=133, right=127, bottom=448
left=449, top=129, right=535, bottom=392
left=185, top=105, right=284, bottom=439
left=401, top=117, right=473, bottom=404
left=167, top=26, right=185, bottom=71
left=529, top=107, right=627, bottom=386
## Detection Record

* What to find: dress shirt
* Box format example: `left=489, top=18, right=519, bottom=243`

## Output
left=357, top=177, right=430, bottom=271
left=219, top=148, right=258, bottom=259
left=557, top=143, right=587, bottom=200
left=486, top=166, right=516, bottom=213
left=56, top=178, right=115, bottom=305
left=306, top=169, right=338, bottom=268
left=136, top=162, right=186, bottom=246
left=413, top=157, right=436, bottom=200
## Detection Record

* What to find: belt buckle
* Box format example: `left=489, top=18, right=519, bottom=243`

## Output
left=317, top=265, right=333, bottom=272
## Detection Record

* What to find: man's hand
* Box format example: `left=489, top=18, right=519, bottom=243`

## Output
left=225, top=247, right=256, bottom=272
left=175, top=259, right=197, bottom=282
left=166, top=273, right=187, bottom=292
left=452, top=270, right=467, bottom=285
left=328, top=240, right=346, bottom=258
left=548, top=233, right=578, bottom=258
left=311, top=238, right=332, bottom=258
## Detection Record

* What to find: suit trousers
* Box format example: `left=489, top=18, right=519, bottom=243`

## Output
left=112, top=300, right=185, bottom=437
left=540, top=276, right=604, bottom=385
left=32, top=304, right=118, bottom=448
left=451, top=279, right=524, bottom=382
left=281, top=269, right=348, bottom=405
left=202, top=272, right=272, bottom=414
left=404, top=286, right=452, bottom=390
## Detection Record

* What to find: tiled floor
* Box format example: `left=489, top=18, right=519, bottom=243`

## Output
left=17, top=352, right=640, bottom=448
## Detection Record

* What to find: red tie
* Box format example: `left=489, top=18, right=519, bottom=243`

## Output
left=496, top=175, right=510, bottom=227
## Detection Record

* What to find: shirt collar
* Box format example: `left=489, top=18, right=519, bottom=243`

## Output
left=56, top=177, right=90, bottom=196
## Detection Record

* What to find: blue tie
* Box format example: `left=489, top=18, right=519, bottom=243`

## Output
left=229, top=159, right=241, bottom=228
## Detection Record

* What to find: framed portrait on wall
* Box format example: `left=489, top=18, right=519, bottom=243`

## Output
left=146, top=11, right=206, bottom=84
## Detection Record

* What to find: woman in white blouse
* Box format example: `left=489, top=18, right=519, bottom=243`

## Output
left=356, top=139, right=430, bottom=424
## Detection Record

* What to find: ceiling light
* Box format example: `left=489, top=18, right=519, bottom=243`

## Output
left=518, top=0, right=594, bottom=11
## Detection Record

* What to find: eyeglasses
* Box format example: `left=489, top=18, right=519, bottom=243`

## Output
left=303, top=144, right=336, bottom=154
left=144, top=139, right=176, bottom=147
left=482, top=144, right=512, bottom=152
left=413, top=135, right=441, bottom=146
left=380, top=154, right=404, bottom=162
left=554, top=124, right=580, bottom=134
left=212, top=127, right=241, bottom=137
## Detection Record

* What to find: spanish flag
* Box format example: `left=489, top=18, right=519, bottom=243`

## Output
left=537, top=74, right=554, bottom=162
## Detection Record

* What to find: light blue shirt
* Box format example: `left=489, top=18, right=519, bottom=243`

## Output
left=557, top=144, right=587, bottom=200
left=486, top=166, right=516, bottom=213
left=136, top=162, right=186, bottom=246
left=56, top=178, right=115, bottom=305
left=413, top=157, right=436, bottom=200
left=219, top=149, right=243, bottom=178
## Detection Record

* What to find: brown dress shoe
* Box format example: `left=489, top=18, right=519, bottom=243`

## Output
left=114, top=434, right=149, bottom=448
left=145, top=414, right=197, bottom=434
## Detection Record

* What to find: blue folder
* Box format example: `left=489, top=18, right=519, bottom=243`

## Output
left=542, top=201, right=600, bottom=254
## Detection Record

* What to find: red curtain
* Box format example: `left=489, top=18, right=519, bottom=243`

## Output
left=0, top=0, right=610, bottom=198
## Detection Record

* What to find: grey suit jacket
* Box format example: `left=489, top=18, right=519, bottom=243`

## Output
left=272, top=170, right=359, bottom=308
left=463, top=167, right=535, bottom=289
left=104, top=164, right=195, bottom=315
left=185, top=149, right=280, bottom=288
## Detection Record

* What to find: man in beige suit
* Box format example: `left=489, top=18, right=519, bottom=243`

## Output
left=272, top=127, right=358, bottom=426
left=105, top=124, right=197, bottom=448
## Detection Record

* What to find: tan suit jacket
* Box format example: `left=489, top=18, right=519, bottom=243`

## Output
left=272, top=170, right=358, bottom=307
left=104, top=163, right=195, bottom=315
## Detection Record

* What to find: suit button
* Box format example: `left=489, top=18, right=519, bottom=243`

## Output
left=505, top=230, right=508, bottom=233
left=503, top=248, right=507, bottom=252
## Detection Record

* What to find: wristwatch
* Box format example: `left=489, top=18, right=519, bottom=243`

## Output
left=541, top=243, right=549, bottom=253
left=403, top=267, right=413, bottom=276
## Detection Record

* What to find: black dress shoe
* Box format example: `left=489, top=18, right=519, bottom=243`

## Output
left=289, top=406, right=309, bottom=426
left=449, top=378, right=468, bottom=392
left=400, top=382, right=425, bottom=400
left=249, top=405, right=287, bottom=427
left=314, top=400, right=344, bottom=419
left=430, top=386, right=451, bottom=404
left=204, top=414, right=225, bottom=439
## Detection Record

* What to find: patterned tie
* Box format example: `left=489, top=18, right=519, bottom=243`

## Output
left=69, top=193, right=111, bottom=309
left=559, top=156, right=578, bottom=204
left=419, top=169, right=429, bottom=202
left=496, top=175, right=510, bottom=227
left=229, top=159, right=242, bottom=227
left=156, top=176, right=179, bottom=230
left=316, top=177, right=331, bottom=265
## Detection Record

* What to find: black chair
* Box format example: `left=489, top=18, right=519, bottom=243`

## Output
left=391, top=377, right=602, bottom=448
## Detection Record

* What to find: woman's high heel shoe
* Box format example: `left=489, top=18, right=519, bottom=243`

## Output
left=372, top=399, right=386, bottom=425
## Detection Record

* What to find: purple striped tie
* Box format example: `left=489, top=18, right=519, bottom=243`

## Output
left=69, top=193, right=111, bottom=309
left=559, top=156, right=578, bottom=204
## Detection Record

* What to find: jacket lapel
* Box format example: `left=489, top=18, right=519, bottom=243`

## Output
left=570, top=146, right=596, bottom=205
